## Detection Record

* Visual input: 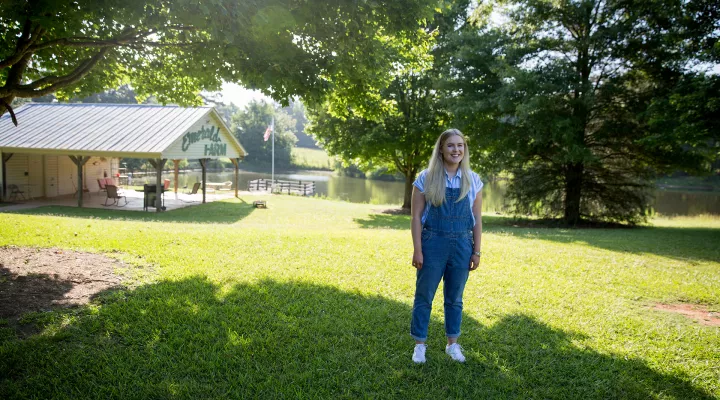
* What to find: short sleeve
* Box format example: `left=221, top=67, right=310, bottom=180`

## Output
left=472, top=172, right=483, bottom=195
left=413, top=169, right=428, bottom=193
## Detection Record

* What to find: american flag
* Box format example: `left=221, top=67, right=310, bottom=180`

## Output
left=263, top=121, right=274, bottom=141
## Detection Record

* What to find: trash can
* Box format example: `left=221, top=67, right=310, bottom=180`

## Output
left=143, top=184, right=165, bottom=211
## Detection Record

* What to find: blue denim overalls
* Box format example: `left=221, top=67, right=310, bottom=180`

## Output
left=410, top=187, right=473, bottom=342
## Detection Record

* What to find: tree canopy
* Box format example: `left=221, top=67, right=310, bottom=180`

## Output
left=308, top=72, right=449, bottom=208
left=0, top=0, right=437, bottom=123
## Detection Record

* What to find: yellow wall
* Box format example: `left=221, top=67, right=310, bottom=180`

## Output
left=3, top=154, right=117, bottom=198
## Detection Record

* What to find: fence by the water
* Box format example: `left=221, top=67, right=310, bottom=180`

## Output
left=248, top=179, right=315, bottom=196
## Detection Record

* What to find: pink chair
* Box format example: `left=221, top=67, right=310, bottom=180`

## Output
left=163, top=179, right=170, bottom=190
left=97, top=178, right=107, bottom=192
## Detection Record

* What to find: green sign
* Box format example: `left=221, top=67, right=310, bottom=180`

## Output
left=204, top=143, right=227, bottom=156
left=181, top=125, right=227, bottom=156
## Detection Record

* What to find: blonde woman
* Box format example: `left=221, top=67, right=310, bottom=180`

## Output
left=410, top=129, right=483, bottom=363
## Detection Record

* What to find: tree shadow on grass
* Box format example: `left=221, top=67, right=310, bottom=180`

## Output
left=354, top=212, right=720, bottom=262
left=509, top=225, right=720, bottom=263
left=354, top=213, right=411, bottom=229
left=354, top=213, right=507, bottom=230
left=5, top=199, right=256, bottom=225
left=0, top=278, right=713, bottom=399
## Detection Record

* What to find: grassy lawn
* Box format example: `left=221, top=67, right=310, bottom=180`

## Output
left=292, top=147, right=334, bottom=170
left=1, top=196, right=719, bottom=399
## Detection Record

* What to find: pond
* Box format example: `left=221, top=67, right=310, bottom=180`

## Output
left=129, top=169, right=720, bottom=217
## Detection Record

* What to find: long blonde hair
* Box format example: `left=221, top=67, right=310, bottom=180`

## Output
left=424, top=129, right=472, bottom=206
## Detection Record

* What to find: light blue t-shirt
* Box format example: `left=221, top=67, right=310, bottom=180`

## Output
left=413, top=168, right=483, bottom=226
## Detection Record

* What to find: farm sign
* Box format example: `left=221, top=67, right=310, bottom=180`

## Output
left=181, top=125, right=227, bottom=156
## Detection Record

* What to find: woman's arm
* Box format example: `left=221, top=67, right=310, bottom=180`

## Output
left=411, top=186, right=426, bottom=270
left=469, top=193, right=482, bottom=271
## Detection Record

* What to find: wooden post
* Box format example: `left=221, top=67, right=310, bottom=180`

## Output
left=0, top=151, right=3, bottom=200
left=147, top=159, right=156, bottom=210
left=173, top=159, right=180, bottom=193
left=1, top=153, right=12, bottom=200
left=69, top=155, right=90, bottom=207
left=199, top=158, right=209, bottom=204
left=230, top=158, right=240, bottom=198
left=147, top=159, right=167, bottom=212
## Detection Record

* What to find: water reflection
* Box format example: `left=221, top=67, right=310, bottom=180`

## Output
left=133, top=170, right=719, bottom=216
left=481, top=181, right=509, bottom=214
left=652, top=190, right=720, bottom=216
left=323, top=176, right=405, bottom=205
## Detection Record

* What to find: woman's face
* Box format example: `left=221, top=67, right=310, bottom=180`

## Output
left=440, top=134, right=465, bottom=166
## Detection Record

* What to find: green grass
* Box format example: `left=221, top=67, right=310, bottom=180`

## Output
left=1, top=196, right=719, bottom=399
left=291, top=147, right=334, bottom=170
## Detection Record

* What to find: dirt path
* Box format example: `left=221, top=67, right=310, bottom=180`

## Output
left=0, top=246, right=130, bottom=319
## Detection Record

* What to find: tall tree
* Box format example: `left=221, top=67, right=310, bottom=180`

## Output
left=308, top=72, right=450, bottom=209
left=307, top=2, right=469, bottom=209
left=0, top=0, right=436, bottom=123
left=232, top=100, right=296, bottom=168
left=447, top=0, right=718, bottom=224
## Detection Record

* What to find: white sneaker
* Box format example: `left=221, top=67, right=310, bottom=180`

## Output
left=412, top=344, right=427, bottom=364
left=445, top=343, right=466, bottom=362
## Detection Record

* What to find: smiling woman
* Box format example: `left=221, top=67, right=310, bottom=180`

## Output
left=409, top=129, right=484, bottom=363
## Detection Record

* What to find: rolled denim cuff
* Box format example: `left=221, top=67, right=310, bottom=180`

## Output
left=410, top=333, right=427, bottom=342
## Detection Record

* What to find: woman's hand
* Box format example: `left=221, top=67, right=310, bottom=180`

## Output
left=469, top=254, right=481, bottom=271
left=410, top=187, right=425, bottom=271
left=412, top=250, right=423, bottom=270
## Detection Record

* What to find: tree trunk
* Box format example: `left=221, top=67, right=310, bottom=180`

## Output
left=563, top=23, right=591, bottom=226
left=564, top=163, right=584, bottom=225
left=402, top=174, right=415, bottom=210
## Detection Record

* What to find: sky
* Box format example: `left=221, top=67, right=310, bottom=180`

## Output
left=219, top=82, right=274, bottom=109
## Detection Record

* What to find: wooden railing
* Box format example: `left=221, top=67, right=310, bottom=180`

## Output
left=247, top=179, right=315, bottom=196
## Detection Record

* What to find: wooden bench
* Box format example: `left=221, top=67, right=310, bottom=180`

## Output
left=253, top=200, right=267, bottom=208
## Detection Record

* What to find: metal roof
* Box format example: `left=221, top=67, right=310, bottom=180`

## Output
left=0, top=103, right=246, bottom=158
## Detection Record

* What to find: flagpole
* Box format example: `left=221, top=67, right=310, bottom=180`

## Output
left=271, top=116, right=275, bottom=193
